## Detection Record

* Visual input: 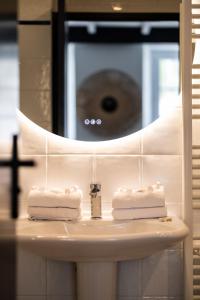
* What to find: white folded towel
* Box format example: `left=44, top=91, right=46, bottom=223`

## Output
left=28, top=186, right=82, bottom=209
left=112, top=182, right=165, bottom=209
left=28, top=207, right=81, bottom=221
left=112, top=206, right=167, bottom=220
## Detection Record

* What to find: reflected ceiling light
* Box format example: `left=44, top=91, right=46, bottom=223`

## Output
left=141, top=23, right=151, bottom=36
left=87, top=23, right=97, bottom=35
left=111, top=0, right=123, bottom=11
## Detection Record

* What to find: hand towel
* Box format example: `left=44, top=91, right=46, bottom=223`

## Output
left=28, top=206, right=81, bottom=221
left=112, top=183, right=165, bottom=209
left=28, top=186, right=82, bottom=209
left=112, top=206, right=167, bottom=220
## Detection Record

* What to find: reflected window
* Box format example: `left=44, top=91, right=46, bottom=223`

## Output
left=142, top=44, right=179, bottom=127
left=0, top=21, right=18, bottom=138
left=159, top=58, right=179, bottom=115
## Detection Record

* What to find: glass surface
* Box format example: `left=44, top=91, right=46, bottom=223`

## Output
left=0, top=21, right=19, bottom=139
left=159, top=58, right=179, bottom=116
left=64, top=20, right=180, bottom=141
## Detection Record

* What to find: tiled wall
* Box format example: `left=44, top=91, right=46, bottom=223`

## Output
left=15, top=107, right=184, bottom=300
left=18, top=108, right=183, bottom=219
left=16, top=1, right=185, bottom=300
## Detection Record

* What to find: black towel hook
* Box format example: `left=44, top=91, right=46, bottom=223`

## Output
left=0, top=135, right=35, bottom=219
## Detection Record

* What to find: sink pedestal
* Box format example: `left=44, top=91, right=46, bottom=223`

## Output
left=77, top=262, right=117, bottom=300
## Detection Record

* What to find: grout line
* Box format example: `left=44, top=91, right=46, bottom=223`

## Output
left=139, top=156, right=143, bottom=187
left=45, top=134, right=48, bottom=188
left=139, top=257, right=143, bottom=297
left=141, top=128, right=144, bottom=156
left=32, top=153, right=183, bottom=157
left=45, top=257, right=47, bottom=300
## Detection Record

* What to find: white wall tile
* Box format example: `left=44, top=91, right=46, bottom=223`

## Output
left=166, top=203, right=182, bottom=218
left=19, top=113, right=47, bottom=155
left=17, top=247, right=46, bottom=296
left=142, top=109, right=182, bottom=155
left=47, top=260, right=75, bottom=296
left=118, top=260, right=141, bottom=297
left=0, top=158, right=11, bottom=186
left=47, top=155, right=92, bottom=208
left=19, top=25, right=51, bottom=59
left=142, top=251, right=168, bottom=296
left=19, top=155, right=46, bottom=217
left=20, top=59, right=51, bottom=91
left=142, top=250, right=183, bottom=298
left=142, top=155, right=182, bottom=205
left=168, top=250, right=183, bottom=297
left=47, top=130, right=141, bottom=155
left=96, top=155, right=141, bottom=214
left=19, top=199, right=29, bottom=218
left=47, top=133, right=97, bottom=155
left=18, top=0, right=52, bottom=21
left=93, top=132, right=141, bottom=155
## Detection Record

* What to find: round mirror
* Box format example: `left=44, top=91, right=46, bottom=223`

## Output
left=20, top=11, right=180, bottom=141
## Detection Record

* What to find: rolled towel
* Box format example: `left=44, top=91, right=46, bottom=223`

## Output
left=112, top=206, right=167, bottom=220
left=112, top=183, right=165, bottom=209
left=28, top=186, right=82, bottom=209
left=28, top=207, right=81, bottom=221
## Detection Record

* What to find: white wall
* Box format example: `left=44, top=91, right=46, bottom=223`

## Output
left=15, top=1, right=184, bottom=300
left=15, top=105, right=184, bottom=300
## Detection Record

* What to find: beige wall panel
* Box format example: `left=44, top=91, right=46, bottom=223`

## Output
left=66, top=0, right=181, bottom=13
left=18, top=0, right=53, bottom=21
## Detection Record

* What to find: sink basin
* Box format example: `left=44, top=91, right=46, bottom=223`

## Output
left=17, top=217, right=188, bottom=300
left=17, top=217, right=188, bottom=262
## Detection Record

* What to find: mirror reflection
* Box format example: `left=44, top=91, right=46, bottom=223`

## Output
left=0, top=19, right=18, bottom=139
left=64, top=19, right=179, bottom=141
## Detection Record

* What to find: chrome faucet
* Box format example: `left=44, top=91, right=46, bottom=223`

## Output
left=90, top=183, right=102, bottom=219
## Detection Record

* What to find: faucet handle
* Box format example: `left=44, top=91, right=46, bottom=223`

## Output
left=90, top=183, right=101, bottom=193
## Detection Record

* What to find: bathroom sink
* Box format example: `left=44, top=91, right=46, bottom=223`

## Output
left=17, top=217, right=188, bottom=262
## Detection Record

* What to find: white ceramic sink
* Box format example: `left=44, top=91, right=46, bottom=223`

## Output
left=17, top=217, right=188, bottom=262
left=17, top=217, right=188, bottom=300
